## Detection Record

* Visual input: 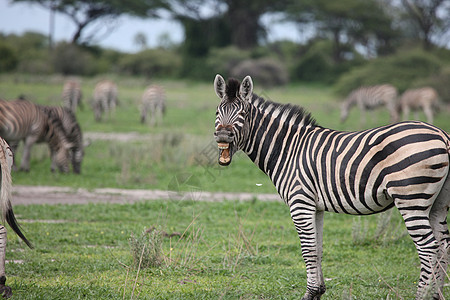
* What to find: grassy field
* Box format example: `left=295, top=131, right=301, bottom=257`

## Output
left=0, top=74, right=449, bottom=299
left=9, top=199, right=436, bottom=299
left=1, top=74, right=449, bottom=193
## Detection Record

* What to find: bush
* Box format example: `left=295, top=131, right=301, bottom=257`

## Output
left=129, top=228, right=163, bottom=269
left=118, top=49, right=181, bottom=78
left=51, top=42, right=97, bottom=75
left=206, top=46, right=251, bottom=77
left=413, top=66, right=450, bottom=103
left=0, top=43, right=18, bottom=72
left=334, top=48, right=442, bottom=96
left=230, top=58, right=289, bottom=87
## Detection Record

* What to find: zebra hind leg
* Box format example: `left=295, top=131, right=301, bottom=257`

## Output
left=0, top=226, right=12, bottom=298
left=429, top=176, right=450, bottom=299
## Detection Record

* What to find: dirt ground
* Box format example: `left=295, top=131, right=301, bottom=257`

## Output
left=12, top=185, right=280, bottom=206
left=11, top=132, right=280, bottom=206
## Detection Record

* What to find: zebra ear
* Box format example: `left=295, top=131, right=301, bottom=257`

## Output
left=240, top=76, right=253, bottom=101
left=214, top=74, right=226, bottom=99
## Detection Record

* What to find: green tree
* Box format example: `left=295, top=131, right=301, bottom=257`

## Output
left=399, top=0, right=450, bottom=50
left=286, top=0, right=397, bottom=61
left=12, top=0, right=169, bottom=45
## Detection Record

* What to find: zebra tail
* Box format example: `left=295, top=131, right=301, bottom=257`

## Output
left=0, top=146, right=33, bottom=249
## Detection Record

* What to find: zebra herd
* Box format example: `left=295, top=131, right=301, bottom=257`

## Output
left=214, top=75, right=449, bottom=299
left=341, top=84, right=440, bottom=126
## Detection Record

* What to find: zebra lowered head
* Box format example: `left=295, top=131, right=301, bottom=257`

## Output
left=213, top=74, right=252, bottom=166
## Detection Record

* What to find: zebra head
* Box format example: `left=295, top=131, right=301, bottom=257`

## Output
left=214, top=74, right=253, bottom=166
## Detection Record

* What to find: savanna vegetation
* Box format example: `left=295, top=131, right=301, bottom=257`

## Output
left=1, top=0, right=450, bottom=298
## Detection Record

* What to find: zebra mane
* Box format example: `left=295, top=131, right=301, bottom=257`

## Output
left=250, top=94, right=319, bottom=128
left=225, top=78, right=240, bottom=102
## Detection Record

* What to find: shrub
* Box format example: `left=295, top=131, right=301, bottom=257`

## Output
left=230, top=58, right=289, bottom=87
left=118, top=49, right=181, bottom=78
left=334, top=48, right=442, bottom=96
left=413, top=66, right=450, bottom=103
left=0, top=43, right=18, bottom=72
left=51, top=42, right=97, bottom=75
left=206, top=46, right=251, bottom=77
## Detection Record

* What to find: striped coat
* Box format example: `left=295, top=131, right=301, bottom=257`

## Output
left=40, top=106, right=84, bottom=174
left=93, top=80, right=118, bottom=122
left=139, top=85, right=166, bottom=126
left=62, top=79, right=82, bottom=113
left=341, top=84, right=399, bottom=125
left=400, top=87, right=440, bottom=124
left=0, top=99, right=71, bottom=173
left=214, top=75, right=450, bottom=300
left=0, top=137, right=33, bottom=297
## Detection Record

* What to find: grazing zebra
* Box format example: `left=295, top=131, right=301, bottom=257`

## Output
left=400, top=87, right=440, bottom=124
left=214, top=75, right=450, bottom=300
left=93, top=80, right=118, bottom=122
left=341, top=84, right=399, bottom=126
left=0, top=99, right=71, bottom=173
left=62, top=79, right=82, bottom=113
left=0, top=137, right=33, bottom=298
left=140, top=85, right=166, bottom=126
left=40, top=106, right=84, bottom=174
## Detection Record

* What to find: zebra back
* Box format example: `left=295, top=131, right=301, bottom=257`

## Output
left=40, top=106, right=84, bottom=174
left=400, top=87, right=439, bottom=110
left=62, top=79, right=82, bottom=113
left=0, top=99, right=71, bottom=172
left=140, top=85, right=166, bottom=125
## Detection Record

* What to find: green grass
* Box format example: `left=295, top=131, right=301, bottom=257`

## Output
left=8, top=199, right=438, bottom=299
left=2, top=74, right=450, bottom=192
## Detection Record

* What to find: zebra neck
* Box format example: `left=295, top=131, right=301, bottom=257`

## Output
left=243, top=103, right=313, bottom=180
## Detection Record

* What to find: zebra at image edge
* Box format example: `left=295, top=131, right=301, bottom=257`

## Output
left=213, top=74, right=450, bottom=300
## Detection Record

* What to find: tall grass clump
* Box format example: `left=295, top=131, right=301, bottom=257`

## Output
left=129, top=228, right=164, bottom=269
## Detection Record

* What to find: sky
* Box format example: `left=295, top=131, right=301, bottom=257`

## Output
left=0, top=1, right=303, bottom=53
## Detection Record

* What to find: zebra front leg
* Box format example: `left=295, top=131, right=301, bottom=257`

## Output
left=19, top=136, right=38, bottom=172
left=0, top=226, right=12, bottom=298
left=290, top=206, right=326, bottom=300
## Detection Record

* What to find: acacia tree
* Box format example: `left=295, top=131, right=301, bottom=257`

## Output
left=286, top=0, right=397, bottom=61
left=400, top=0, right=450, bottom=50
left=12, top=0, right=168, bottom=45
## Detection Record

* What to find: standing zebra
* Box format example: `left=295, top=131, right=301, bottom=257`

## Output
left=93, top=80, right=118, bottom=122
left=0, top=99, right=71, bottom=173
left=341, top=84, right=399, bottom=126
left=62, top=79, right=82, bottom=113
left=140, top=85, right=166, bottom=126
left=214, top=75, right=449, bottom=300
left=40, top=106, right=84, bottom=174
left=400, top=87, right=440, bottom=124
left=0, top=137, right=33, bottom=298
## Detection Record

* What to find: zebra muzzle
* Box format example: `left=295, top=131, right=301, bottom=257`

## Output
left=218, top=142, right=231, bottom=165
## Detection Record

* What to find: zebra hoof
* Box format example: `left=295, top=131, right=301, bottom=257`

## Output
left=0, top=284, right=12, bottom=298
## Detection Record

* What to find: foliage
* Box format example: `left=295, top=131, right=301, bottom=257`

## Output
left=118, top=48, right=182, bottom=78
left=51, top=42, right=99, bottom=75
left=334, top=48, right=442, bottom=96
left=13, top=0, right=168, bottom=45
left=205, top=46, right=251, bottom=78
left=0, top=43, right=18, bottom=72
left=230, top=57, right=289, bottom=87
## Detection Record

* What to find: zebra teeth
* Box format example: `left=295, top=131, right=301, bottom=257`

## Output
left=217, top=142, right=229, bottom=150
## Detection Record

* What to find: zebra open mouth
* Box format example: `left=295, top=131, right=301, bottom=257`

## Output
left=218, top=142, right=232, bottom=166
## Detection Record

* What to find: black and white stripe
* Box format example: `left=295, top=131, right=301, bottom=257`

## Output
left=214, top=75, right=450, bottom=300
left=0, top=137, right=33, bottom=297
left=93, top=80, right=118, bottom=122
left=40, top=106, right=84, bottom=174
left=341, top=84, right=399, bottom=125
left=140, top=85, right=166, bottom=126
left=400, top=87, right=440, bottom=124
left=62, top=79, right=82, bottom=113
left=0, top=99, right=71, bottom=173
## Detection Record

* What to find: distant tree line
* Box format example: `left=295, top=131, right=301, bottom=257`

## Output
left=1, top=0, right=450, bottom=100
